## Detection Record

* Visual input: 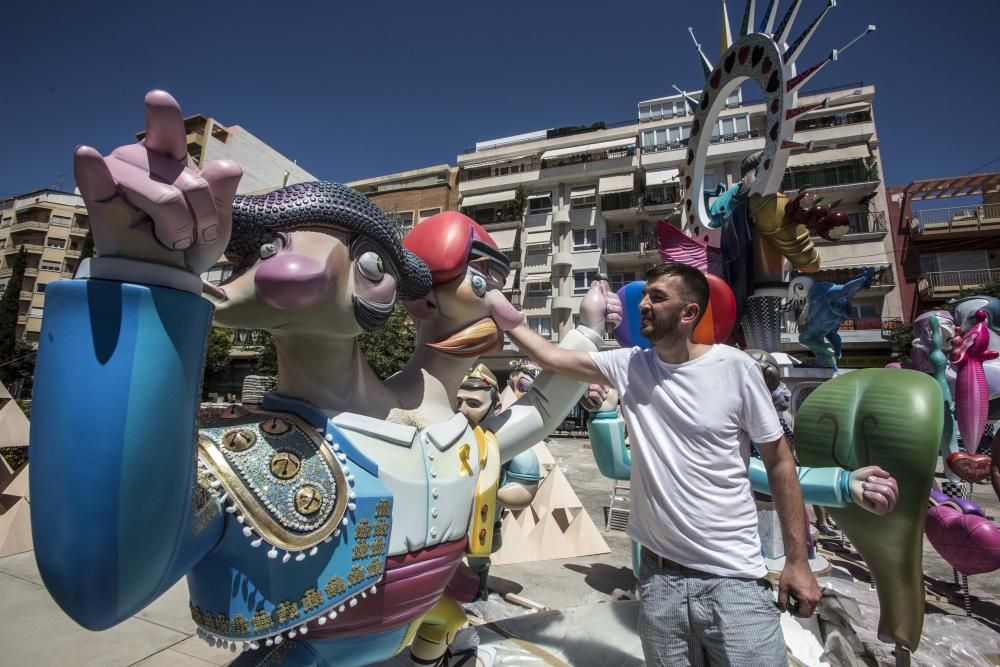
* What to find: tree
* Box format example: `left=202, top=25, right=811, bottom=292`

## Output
left=359, top=303, right=415, bottom=380
left=0, top=248, right=28, bottom=387
left=959, top=281, right=1000, bottom=299
left=205, top=327, right=233, bottom=376
left=254, top=330, right=278, bottom=377
left=80, top=229, right=95, bottom=260
left=887, top=321, right=914, bottom=361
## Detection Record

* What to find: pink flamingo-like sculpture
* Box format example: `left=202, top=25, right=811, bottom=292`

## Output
left=950, top=309, right=998, bottom=455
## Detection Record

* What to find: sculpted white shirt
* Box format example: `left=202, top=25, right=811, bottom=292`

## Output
left=591, top=344, right=782, bottom=578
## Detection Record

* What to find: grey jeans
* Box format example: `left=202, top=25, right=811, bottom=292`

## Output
left=637, top=552, right=787, bottom=666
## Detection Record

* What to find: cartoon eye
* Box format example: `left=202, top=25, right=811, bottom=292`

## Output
left=357, top=251, right=385, bottom=281
left=259, top=235, right=284, bottom=260
left=470, top=274, right=487, bottom=297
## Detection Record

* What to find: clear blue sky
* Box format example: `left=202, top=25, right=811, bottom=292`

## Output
left=1, top=0, right=998, bottom=197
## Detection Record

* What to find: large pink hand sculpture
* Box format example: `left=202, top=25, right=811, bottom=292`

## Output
left=950, top=309, right=999, bottom=455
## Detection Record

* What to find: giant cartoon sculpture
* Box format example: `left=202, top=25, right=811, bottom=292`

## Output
left=657, top=0, right=875, bottom=351
left=29, top=93, right=619, bottom=667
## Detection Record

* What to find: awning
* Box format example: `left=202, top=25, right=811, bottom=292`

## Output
left=541, top=137, right=635, bottom=161
left=525, top=229, right=551, bottom=246
left=460, top=189, right=517, bottom=207
left=598, top=174, right=634, bottom=194
left=645, top=168, right=680, bottom=186
left=524, top=271, right=551, bottom=281
left=787, top=144, right=870, bottom=168
left=463, top=153, right=537, bottom=169
left=571, top=186, right=596, bottom=199
left=486, top=227, right=517, bottom=250
left=527, top=191, right=552, bottom=201
left=796, top=101, right=871, bottom=122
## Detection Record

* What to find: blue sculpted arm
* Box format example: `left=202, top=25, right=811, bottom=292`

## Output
left=823, top=267, right=876, bottom=303
left=748, top=458, right=851, bottom=507
left=30, top=280, right=223, bottom=630
left=587, top=411, right=632, bottom=480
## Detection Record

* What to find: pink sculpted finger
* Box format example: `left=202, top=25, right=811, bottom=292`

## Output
left=110, top=159, right=195, bottom=250
left=73, top=146, right=118, bottom=203
left=142, top=90, right=189, bottom=162
left=172, top=170, right=219, bottom=244
left=201, top=159, right=243, bottom=227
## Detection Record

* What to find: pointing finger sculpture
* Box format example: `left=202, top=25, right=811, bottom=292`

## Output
left=793, top=369, right=942, bottom=650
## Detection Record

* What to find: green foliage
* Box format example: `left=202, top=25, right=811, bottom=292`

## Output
left=205, top=327, right=233, bottom=376
left=959, top=281, right=1000, bottom=299
left=80, top=229, right=95, bottom=260
left=254, top=330, right=278, bottom=377
left=0, top=248, right=28, bottom=386
left=359, top=303, right=415, bottom=380
left=513, top=185, right=527, bottom=219
left=0, top=446, right=27, bottom=471
left=887, top=321, right=914, bottom=360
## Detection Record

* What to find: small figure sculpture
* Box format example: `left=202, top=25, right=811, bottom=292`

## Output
left=950, top=309, right=998, bottom=455
left=787, top=266, right=878, bottom=373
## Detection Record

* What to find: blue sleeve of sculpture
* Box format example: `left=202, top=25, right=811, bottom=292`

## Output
left=29, top=279, right=223, bottom=630
left=587, top=411, right=631, bottom=480
left=748, top=458, right=850, bottom=507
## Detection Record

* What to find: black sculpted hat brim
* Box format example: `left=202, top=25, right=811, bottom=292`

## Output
left=227, top=181, right=432, bottom=300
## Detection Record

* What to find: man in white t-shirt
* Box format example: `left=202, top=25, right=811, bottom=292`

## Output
left=503, top=263, right=896, bottom=665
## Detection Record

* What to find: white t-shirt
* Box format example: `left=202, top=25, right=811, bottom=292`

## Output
left=590, top=344, right=782, bottom=578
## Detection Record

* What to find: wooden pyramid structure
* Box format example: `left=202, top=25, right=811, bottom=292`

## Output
left=0, top=386, right=31, bottom=557
left=492, top=466, right=609, bottom=565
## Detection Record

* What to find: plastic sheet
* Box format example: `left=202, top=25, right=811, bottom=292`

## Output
left=821, top=578, right=1000, bottom=666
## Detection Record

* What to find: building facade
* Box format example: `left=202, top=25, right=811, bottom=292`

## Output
left=347, top=164, right=458, bottom=232
left=454, top=83, right=901, bottom=369
left=0, top=190, right=89, bottom=345
left=887, top=173, right=1000, bottom=321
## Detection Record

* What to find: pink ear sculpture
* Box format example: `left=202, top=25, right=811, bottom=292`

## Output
left=950, top=309, right=998, bottom=455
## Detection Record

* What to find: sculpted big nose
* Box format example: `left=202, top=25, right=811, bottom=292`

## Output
left=254, top=252, right=335, bottom=310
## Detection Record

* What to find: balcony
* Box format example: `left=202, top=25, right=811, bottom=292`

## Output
left=19, top=291, right=32, bottom=301
left=600, top=192, right=640, bottom=220
left=782, top=161, right=880, bottom=194
left=602, top=233, right=658, bottom=265
left=64, top=249, right=82, bottom=259
left=813, top=211, right=888, bottom=244
left=910, top=204, right=1000, bottom=239
left=804, top=264, right=895, bottom=294
left=552, top=251, right=573, bottom=267
left=3, top=244, right=43, bottom=255
left=919, top=269, right=1000, bottom=301
left=9, top=221, right=49, bottom=234
left=782, top=315, right=893, bottom=346
left=642, top=184, right=681, bottom=211
left=68, top=225, right=89, bottom=237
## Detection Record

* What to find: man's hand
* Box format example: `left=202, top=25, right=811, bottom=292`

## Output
left=579, top=279, right=623, bottom=336
left=848, top=466, right=898, bottom=515
left=74, top=90, right=242, bottom=276
left=777, top=560, right=822, bottom=618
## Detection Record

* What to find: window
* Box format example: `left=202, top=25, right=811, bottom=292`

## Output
left=418, top=208, right=441, bottom=222
left=527, top=193, right=552, bottom=215
left=29, top=307, right=43, bottom=318
left=570, top=187, right=596, bottom=210
left=50, top=215, right=71, bottom=227
left=528, top=316, right=552, bottom=337
left=573, top=229, right=598, bottom=251
left=526, top=281, right=551, bottom=297
left=46, top=238, right=66, bottom=249
left=524, top=251, right=548, bottom=269
left=609, top=273, right=629, bottom=292
left=0, top=239, right=5, bottom=249
left=395, top=211, right=414, bottom=231
left=639, top=99, right=686, bottom=122
left=574, top=270, right=599, bottom=294
left=36, top=282, right=46, bottom=293
left=40, top=260, right=62, bottom=272
left=725, top=88, right=742, bottom=108
left=202, top=265, right=233, bottom=285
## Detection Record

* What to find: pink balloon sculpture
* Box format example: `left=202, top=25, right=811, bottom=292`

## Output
left=950, top=309, right=998, bottom=455
left=926, top=494, right=1000, bottom=575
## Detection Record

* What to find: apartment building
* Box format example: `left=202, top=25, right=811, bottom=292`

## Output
left=887, top=173, right=1000, bottom=320
left=0, top=190, right=89, bottom=345
left=347, top=164, right=458, bottom=232
left=136, top=114, right=316, bottom=196
left=456, top=82, right=901, bottom=369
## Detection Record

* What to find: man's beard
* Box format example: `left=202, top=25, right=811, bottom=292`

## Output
left=641, top=308, right=682, bottom=343
left=425, top=318, right=504, bottom=358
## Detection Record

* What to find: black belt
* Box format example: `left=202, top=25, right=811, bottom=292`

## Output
left=640, top=546, right=699, bottom=573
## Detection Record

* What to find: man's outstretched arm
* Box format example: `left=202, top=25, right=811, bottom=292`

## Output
left=506, top=323, right=610, bottom=386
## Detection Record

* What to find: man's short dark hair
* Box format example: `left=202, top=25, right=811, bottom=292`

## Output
left=645, top=263, right=710, bottom=326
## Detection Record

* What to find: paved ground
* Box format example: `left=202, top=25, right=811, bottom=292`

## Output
left=1, top=437, right=997, bottom=665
